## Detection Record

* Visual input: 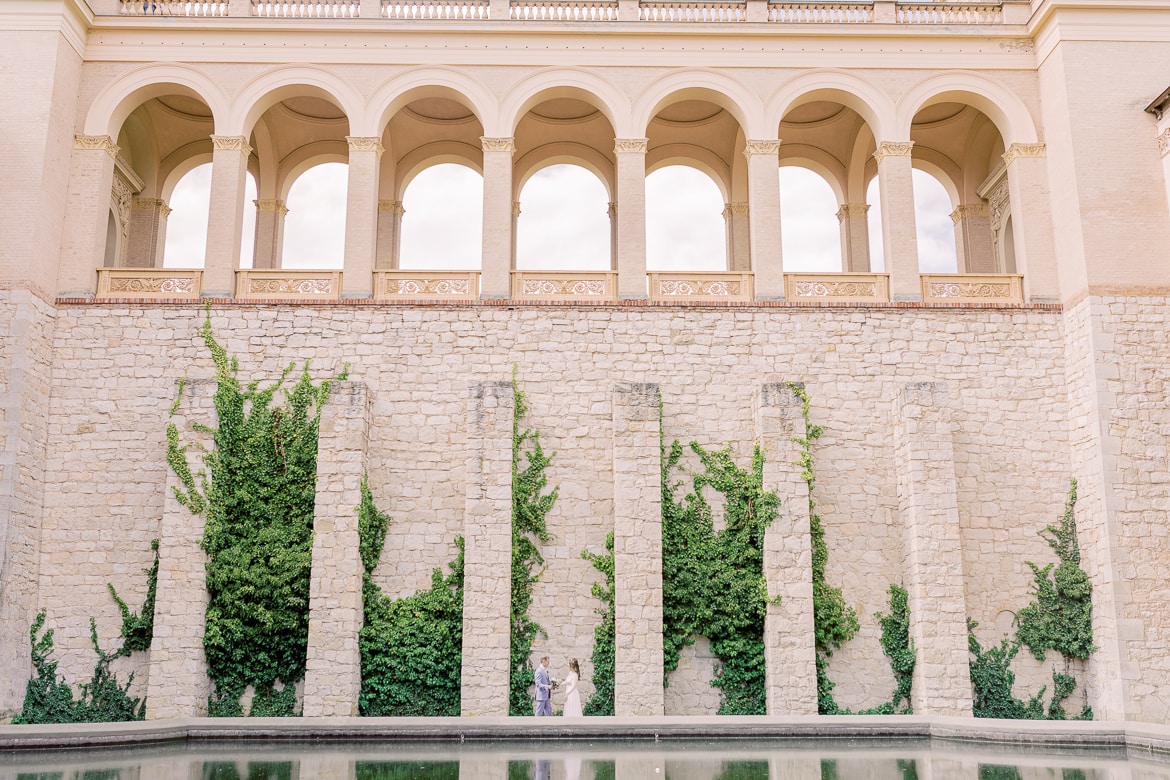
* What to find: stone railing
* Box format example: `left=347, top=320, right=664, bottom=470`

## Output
left=511, top=0, right=618, bottom=19
left=235, top=270, right=343, bottom=300
left=511, top=271, right=618, bottom=301
left=374, top=270, right=480, bottom=300
left=95, top=268, right=203, bottom=299
left=119, top=0, right=228, bottom=14
left=383, top=0, right=490, bottom=17
left=920, top=273, right=1023, bottom=304
left=251, top=0, right=360, bottom=17
left=785, top=272, right=890, bottom=302
left=648, top=272, right=754, bottom=302
left=896, top=2, right=1001, bottom=23
left=768, top=2, right=871, bottom=22
left=639, top=1, right=745, bottom=21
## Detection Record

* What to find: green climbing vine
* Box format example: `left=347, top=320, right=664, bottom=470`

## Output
left=661, top=419, right=779, bottom=715
left=15, top=540, right=159, bottom=724
left=581, top=531, right=615, bottom=716
left=509, top=371, right=557, bottom=716
left=969, top=478, right=1094, bottom=720
left=358, top=478, right=465, bottom=716
left=167, top=315, right=344, bottom=717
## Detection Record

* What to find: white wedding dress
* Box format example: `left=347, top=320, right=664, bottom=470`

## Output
left=561, top=671, right=582, bottom=717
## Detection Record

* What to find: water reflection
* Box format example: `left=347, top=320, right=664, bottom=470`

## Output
left=2, top=741, right=1167, bottom=780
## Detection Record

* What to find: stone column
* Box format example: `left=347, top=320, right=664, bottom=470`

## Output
left=1004, top=143, right=1059, bottom=302
left=204, top=136, right=252, bottom=298
left=303, top=381, right=369, bottom=717
left=837, top=203, right=871, bottom=272
left=893, top=382, right=972, bottom=716
left=58, top=135, right=119, bottom=296
left=612, top=383, right=663, bottom=716
left=726, top=202, right=751, bottom=272
left=376, top=200, right=403, bottom=270
left=460, top=381, right=514, bottom=716
left=126, top=198, right=171, bottom=268
left=146, top=378, right=215, bottom=719
left=874, top=141, right=920, bottom=300
left=343, top=137, right=383, bottom=299
left=745, top=140, right=784, bottom=299
left=754, top=383, right=817, bottom=715
left=951, top=204, right=994, bottom=273
left=481, top=138, right=515, bottom=299
left=614, top=139, right=649, bottom=299
left=252, top=199, right=287, bottom=270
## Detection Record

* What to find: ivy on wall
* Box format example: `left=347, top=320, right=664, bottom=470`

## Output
left=168, top=317, right=344, bottom=717
left=509, top=372, right=558, bottom=716
left=581, top=531, right=615, bottom=716
left=662, top=431, right=779, bottom=715
left=969, top=479, right=1094, bottom=720
left=15, top=541, right=159, bottom=724
left=358, top=479, right=465, bottom=716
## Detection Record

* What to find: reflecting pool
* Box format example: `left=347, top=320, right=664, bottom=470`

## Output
left=2, top=739, right=1168, bottom=780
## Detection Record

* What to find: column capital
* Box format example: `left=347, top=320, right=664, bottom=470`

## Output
left=133, top=197, right=172, bottom=217
left=378, top=199, right=404, bottom=214
left=608, top=201, right=618, bottom=218
left=950, top=203, right=988, bottom=224
left=1157, top=128, right=1170, bottom=157
left=481, top=136, right=515, bottom=153
left=614, top=138, right=649, bottom=155
left=1002, top=142, right=1046, bottom=166
left=346, top=136, right=384, bottom=154
left=255, top=198, right=289, bottom=215
left=211, top=135, right=253, bottom=155
left=836, top=202, right=869, bottom=219
left=873, top=141, right=914, bottom=163
left=724, top=201, right=749, bottom=217
left=743, top=139, right=781, bottom=157
left=74, top=134, right=119, bottom=158
left=512, top=200, right=522, bottom=217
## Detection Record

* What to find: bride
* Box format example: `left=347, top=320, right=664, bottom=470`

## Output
left=561, top=658, right=583, bottom=717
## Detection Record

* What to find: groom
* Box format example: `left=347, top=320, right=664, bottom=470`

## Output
left=534, top=656, right=553, bottom=716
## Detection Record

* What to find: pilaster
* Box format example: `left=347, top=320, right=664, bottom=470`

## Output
left=836, top=203, right=871, bottom=273
left=481, top=138, right=515, bottom=298
left=252, top=199, right=287, bottom=270
left=950, top=204, right=994, bottom=274
left=126, top=198, right=171, bottom=268
left=376, top=200, right=404, bottom=270
left=460, top=381, right=514, bottom=715
left=614, top=139, right=649, bottom=300
left=893, top=382, right=971, bottom=716
left=744, top=140, right=783, bottom=299
left=874, top=142, right=919, bottom=300
left=204, top=136, right=252, bottom=298
left=58, top=135, right=118, bottom=297
left=342, top=137, right=383, bottom=299
left=725, top=202, right=751, bottom=273
left=612, top=382, right=663, bottom=716
left=755, top=383, right=817, bottom=716
left=1004, top=143, right=1059, bottom=302
left=302, top=381, right=369, bottom=717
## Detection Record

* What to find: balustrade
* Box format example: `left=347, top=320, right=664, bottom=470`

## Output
left=648, top=272, right=754, bottom=302
left=511, top=271, right=618, bottom=301
left=895, top=2, right=1001, bottom=23
left=119, top=0, right=228, bottom=14
left=95, top=269, right=203, bottom=299
left=374, top=271, right=480, bottom=300
left=252, top=0, right=360, bottom=17
left=383, top=0, right=490, bottom=17
left=511, top=0, right=619, bottom=20
left=920, top=274, right=1023, bottom=303
left=784, top=272, right=890, bottom=302
left=768, top=2, right=871, bottom=22
left=639, top=1, right=745, bottom=22
left=235, top=270, right=343, bottom=300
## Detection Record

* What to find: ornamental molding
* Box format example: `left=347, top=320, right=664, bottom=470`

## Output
left=512, top=201, right=522, bottom=217
left=998, top=38, right=1034, bottom=53
left=255, top=199, right=289, bottom=215
left=1002, top=143, right=1046, bottom=165
left=75, top=135, right=119, bottom=158
left=211, top=135, right=253, bottom=154
left=132, top=198, right=171, bottom=217
left=378, top=200, right=404, bottom=214
left=727, top=202, right=749, bottom=216
left=950, top=203, right=989, bottom=223
left=614, top=138, right=649, bottom=155
left=836, top=203, right=869, bottom=219
left=873, top=141, right=914, bottom=163
left=608, top=202, right=618, bottom=218
left=346, top=136, right=384, bottom=154
left=743, top=140, right=781, bottom=157
left=481, top=137, right=516, bottom=153
left=1157, top=128, right=1170, bottom=157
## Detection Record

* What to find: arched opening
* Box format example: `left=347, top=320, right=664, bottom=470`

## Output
left=866, top=177, right=884, bottom=272
left=399, top=163, right=483, bottom=269
left=282, top=163, right=347, bottom=269
left=913, top=169, right=958, bottom=273
left=516, top=163, right=610, bottom=270
left=163, top=164, right=257, bottom=269
left=779, top=166, right=843, bottom=272
left=104, top=211, right=120, bottom=268
left=646, top=165, right=726, bottom=270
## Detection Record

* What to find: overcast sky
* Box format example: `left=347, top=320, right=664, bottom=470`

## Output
left=163, top=162, right=957, bottom=275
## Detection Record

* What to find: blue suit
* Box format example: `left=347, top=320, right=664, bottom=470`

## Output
left=534, top=663, right=552, bottom=716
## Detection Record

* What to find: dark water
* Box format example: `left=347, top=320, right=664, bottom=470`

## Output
left=2, top=740, right=1168, bottom=780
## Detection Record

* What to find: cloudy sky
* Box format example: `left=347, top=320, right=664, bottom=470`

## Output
left=163, top=162, right=957, bottom=274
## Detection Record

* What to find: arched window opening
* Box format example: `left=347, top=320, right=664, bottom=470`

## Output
left=516, top=164, right=610, bottom=270
left=283, top=162, right=347, bottom=270
left=104, top=211, right=119, bottom=268
left=913, top=169, right=958, bottom=273
left=1002, top=216, right=1017, bottom=274
left=646, top=165, right=726, bottom=271
left=400, top=163, right=483, bottom=269
left=779, top=166, right=842, bottom=272
left=163, top=164, right=257, bottom=269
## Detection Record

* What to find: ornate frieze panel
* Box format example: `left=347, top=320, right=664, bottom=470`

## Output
left=511, top=271, right=617, bottom=300
left=96, top=269, right=202, bottom=299
left=235, top=270, right=342, bottom=300
left=648, top=272, right=753, bottom=301
left=784, top=273, right=890, bottom=302
left=374, top=271, right=479, bottom=300
left=920, top=274, right=1024, bottom=303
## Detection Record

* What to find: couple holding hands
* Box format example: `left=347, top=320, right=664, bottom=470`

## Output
left=534, top=656, right=582, bottom=717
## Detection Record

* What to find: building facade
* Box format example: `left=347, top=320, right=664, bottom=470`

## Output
left=2, top=0, right=1170, bottom=721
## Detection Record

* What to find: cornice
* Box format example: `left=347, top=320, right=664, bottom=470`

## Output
left=1, top=0, right=93, bottom=58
